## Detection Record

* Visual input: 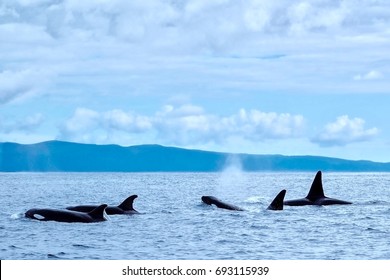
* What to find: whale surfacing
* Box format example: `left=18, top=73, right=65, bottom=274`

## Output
left=25, top=204, right=108, bottom=223
left=66, top=195, right=139, bottom=215
left=283, top=171, right=352, bottom=206
left=202, top=190, right=287, bottom=211
left=201, top=196, right=244, bottom=211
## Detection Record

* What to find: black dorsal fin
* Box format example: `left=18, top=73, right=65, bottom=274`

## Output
left=88, top=204, right=108, bottom=220
left=306, top=171, right=325, bottom=201
left=267, top=189, right=286, bottom=210
left=118, top=195, right=138, bottom=211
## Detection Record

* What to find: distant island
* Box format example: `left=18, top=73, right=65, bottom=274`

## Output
left=1, top=140, right=389, bottom=172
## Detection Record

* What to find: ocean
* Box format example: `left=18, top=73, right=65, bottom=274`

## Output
left=1, top=171, right=389, bottom=260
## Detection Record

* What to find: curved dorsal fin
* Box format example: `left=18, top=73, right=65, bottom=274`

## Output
left=88, top=204, right=108, bottom=219
left=118, top=195, right=138, bottom=211
left=306, top=171, right=325, bottom=200
left=267, top=189, right=286, bottom=210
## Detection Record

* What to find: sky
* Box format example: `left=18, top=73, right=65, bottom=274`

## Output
left=1, top=0, right=390, bottom=162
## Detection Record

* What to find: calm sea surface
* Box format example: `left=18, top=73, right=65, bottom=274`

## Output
left=1, top=172, right=389, bottom=260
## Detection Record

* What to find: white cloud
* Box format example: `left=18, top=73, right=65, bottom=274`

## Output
left=0, top=69, right=51, bottom=104
left=103, top=109, right=152, bottom=133
left=0, top=113, right=45, bottom=133
left=58, top=104, right=305, bottom=146
left=1, top=0, right=388, bottom=49
left=1, top=0, right=390, bottom=106
left=17, top=113, right=45, bottom=131
left=287, top=1, right=347, bottom=35
left=153, top=104, right=219, bottom=145
left=58, top=108, right=100, bottom=142
left=58, top=108, right=153, bottom=143
left=0, top=23, right=52, bottom=44
left=226, top=109, right=305, bottom=140
left=353, top=70, right=384, bottom=81
left=312, top=115, right=379, bottom=147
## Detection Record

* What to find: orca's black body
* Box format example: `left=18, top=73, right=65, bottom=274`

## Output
left=201, top=196, right=244, bottom=211
left=202, top=190, right=287, bottom=211
left=284, top=171, right=352, bottom=206
left=25, top=204, right=108, bottom=223
left=66, top=195, right=139, bottom=215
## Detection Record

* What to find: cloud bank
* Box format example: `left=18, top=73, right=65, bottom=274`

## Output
left=312, top=115, right=379, bottom=147
left=0, top=69, right=52, bottom=104
left=2, top=0, right=385, bottom=41
left=353, top=70, right=384, bottom=81
left=1, top=0, right=390, bottom=104
left=0, top=113, right=45, bottom=134
left=58, top=105, right=305, bottom=145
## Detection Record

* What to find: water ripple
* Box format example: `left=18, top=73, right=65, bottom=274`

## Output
left=47, top=252, right=67, bottom=259
left=1, top=172, right=389, bottom=259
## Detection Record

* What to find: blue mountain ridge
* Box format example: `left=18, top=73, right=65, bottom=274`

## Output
left=1, top=140, right=389, bottom=172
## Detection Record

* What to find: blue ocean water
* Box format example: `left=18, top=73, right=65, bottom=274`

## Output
left=1, top=171, right=389, bottom=260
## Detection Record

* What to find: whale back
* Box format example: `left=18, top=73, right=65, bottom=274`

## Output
left=201, top=196, right=243, bottom=211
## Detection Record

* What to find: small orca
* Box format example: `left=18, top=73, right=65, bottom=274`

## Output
left=25, top=204, right=108, bottom=223
left=267, top=189, right=286, bottom=210
left=202, top=190, right=287, bottom=211
left=283, top=171, right=352, bottom=206
left=201, top=196, right=244, bottom=211
left=66, top=195, right=139, bottom=215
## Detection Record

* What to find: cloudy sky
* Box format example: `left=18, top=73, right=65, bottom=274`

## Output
left=1, top=0, right=390, bottom=162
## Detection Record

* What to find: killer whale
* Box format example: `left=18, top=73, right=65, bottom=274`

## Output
left=25, top=204, right=108, bottom=223
left=283, top=171, right=352, bottom=206
left=66, top=195, right=139, bottom=215
left=202, top=190, right=287, bottom=211
left=201, top=196, right=244, bottom=211
left=267, top=189, right=286, bottom=210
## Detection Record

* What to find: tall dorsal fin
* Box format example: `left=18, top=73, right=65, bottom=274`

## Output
left=88, top=204, right=108, bottom=220
left=118, top=195, right=138, bottom=211
left=306, top=171, right=325, bottom=200
left=267, top=189, right=286, bottom=210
